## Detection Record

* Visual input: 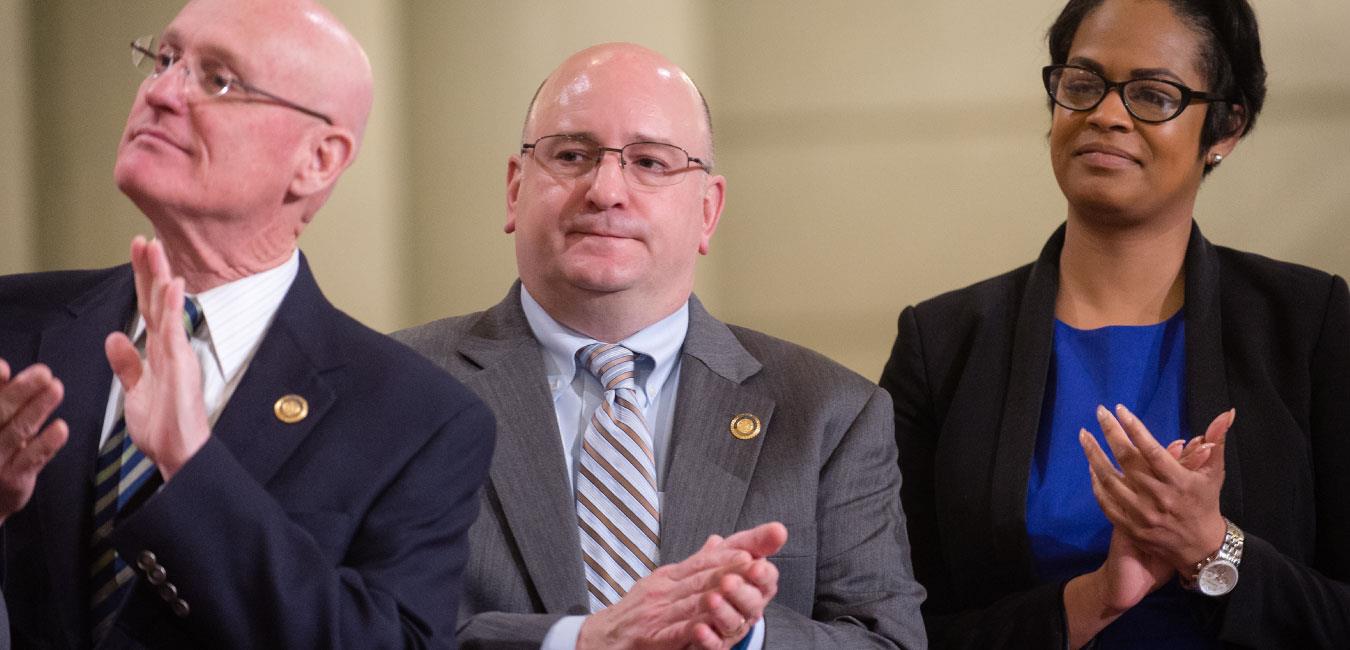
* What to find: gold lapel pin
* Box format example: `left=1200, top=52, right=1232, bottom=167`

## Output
left=274, top=394, right=309, bottom=424
left=729, top=413, right=762, bottom=440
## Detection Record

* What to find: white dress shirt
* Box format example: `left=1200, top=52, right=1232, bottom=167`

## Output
left=522, top=288, right=764, bottom=650
left=98, top=250, right=300, bottom=449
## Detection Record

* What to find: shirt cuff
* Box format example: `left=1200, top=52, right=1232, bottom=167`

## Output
left=542, top=614, right=587, bottom=650
left=541, top=613, right=762, bottom=649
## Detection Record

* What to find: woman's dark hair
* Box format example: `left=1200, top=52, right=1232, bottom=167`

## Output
left=1047, top=0, right=1267, bottom=152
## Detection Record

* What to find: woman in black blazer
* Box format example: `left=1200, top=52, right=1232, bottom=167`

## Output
left=880, top=0, right=1350, bottom=647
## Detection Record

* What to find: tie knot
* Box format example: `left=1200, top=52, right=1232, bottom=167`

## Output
left=182, top=297, right=205, bottom=336
left=579, top=343, right=637, bottom=391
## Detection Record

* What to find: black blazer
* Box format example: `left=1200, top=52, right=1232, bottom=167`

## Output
left=880, top=223, right=1350, bottom=648
left=0, top=258, right=495, bottom=648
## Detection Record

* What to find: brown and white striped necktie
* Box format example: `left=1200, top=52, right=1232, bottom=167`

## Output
left=575, top=343, right=660, bottom=612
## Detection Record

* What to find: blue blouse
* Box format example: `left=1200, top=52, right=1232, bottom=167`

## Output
left=1027, top=314, right=1217, bottom=647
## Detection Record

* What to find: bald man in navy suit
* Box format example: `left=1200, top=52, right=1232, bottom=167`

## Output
left=0, top=1, right=492, bottom=646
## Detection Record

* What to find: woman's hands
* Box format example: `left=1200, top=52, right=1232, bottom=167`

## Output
left=1080, top=404, right=1234, bottom=573
left=1063, top=526, right=1172, bottom=648
left=1065, top=409, right=1230, bottom=648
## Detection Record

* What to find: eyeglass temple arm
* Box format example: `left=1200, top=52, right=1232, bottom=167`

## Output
left=235, top=82, right=334, bottom=125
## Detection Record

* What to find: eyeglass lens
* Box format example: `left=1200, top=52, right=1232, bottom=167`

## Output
left=131, top=37, right=232, bottom=97
left=1048, top=67, right=1187, bottom=122
left=529, top=136, right=699, bottom=187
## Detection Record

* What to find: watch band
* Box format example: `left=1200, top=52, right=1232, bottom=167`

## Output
left=1181, top=518, right=1244, bottom=595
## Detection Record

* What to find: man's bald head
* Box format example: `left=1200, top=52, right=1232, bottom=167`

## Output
left=522, top=43, right=714, bottom=167
left=112, top=0, right=377, bottom=288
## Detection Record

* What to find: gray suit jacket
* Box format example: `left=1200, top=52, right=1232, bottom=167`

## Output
left=395, top=284, right=926, bottom=649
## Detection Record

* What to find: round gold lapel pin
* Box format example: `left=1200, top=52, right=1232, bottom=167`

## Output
left=729, top=413, right=762, bottom=440
left=274, top=394, right=309, bottom=424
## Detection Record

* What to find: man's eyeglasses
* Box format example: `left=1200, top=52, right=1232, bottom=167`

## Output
left=1042, top=64, right=1233, bottom=124
left=130, top=36, right=333, bottom=125
left=520, top=135, right=711, bottom=188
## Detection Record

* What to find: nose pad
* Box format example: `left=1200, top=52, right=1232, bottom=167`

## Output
left=595, top=150, right=626, bottom=177
left=585, top=150, right=630, bottom=207
left=142, top=62, right=192, bottom=107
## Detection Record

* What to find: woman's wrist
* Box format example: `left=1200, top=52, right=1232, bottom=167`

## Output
left=1173, top=514, right=1229, bottom=574
left=1064, top=570, right=1124, bottom=649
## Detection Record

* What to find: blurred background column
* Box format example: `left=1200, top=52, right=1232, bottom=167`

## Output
left=0, top=2, right=34, bottom=274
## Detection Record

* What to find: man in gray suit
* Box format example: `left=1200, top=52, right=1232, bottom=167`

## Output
left=396, top=42, right=926, bottom=649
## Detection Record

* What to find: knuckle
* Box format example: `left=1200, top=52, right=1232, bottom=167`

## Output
left=1139, top=510, right=1162, bottom=528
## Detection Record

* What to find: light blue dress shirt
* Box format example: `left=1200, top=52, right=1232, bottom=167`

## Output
left=520, top=287, right=686, bottom=494
left=522, top=288, right=763, bottom=650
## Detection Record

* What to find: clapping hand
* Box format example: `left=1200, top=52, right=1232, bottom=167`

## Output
left=1080, top=404, right=1234, bottom=573
left=0, top=360, right=69, bottom=526
left=105, top=237, right=211, bottom=482
left=578, top=522, right=787, bottom=650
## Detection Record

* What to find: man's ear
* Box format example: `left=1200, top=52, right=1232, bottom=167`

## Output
left=290, top=128, right=357, bottom=198
left=697, top=174, right=726, bottom=255
left=505, top=155, right=523, bottom=234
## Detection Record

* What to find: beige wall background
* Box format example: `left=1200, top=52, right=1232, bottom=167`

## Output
left=2, top=1, right=1347, bottom=379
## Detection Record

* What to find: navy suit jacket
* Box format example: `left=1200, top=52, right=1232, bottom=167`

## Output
left=0, top=257, right=495, bottom=648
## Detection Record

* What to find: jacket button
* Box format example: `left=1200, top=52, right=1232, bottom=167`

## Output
left=147, top=565, right=168, bottom=586
left=137, top=550, right=157, bottom=571
left=172, top=598, right=190, bottom=618
left=158, top=582, right=178, bottom=602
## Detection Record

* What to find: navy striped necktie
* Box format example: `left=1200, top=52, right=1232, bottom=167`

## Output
left=89, top=297, right=204, bottom=642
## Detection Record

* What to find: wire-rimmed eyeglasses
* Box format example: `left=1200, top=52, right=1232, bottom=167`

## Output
left=130, top=36, right=333, bottom=125
left=520, top=135, right=711, bottom=188
left=1042, top=64, right=1233, bottom=124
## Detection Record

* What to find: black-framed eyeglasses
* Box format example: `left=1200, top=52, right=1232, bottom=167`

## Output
left=130, top=36, right=333, bottom=125
left=520, top=134, right=711, bottom=188
left=1042, top=64, right=1233, bottom=124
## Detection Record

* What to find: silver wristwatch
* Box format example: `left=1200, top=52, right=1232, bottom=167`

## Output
left=1181, top=518, right=1244, bottom=596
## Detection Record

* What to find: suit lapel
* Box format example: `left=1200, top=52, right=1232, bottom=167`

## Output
left=989, top=226, right=1061, bottom=586
left=459, top=287, right=586, bottom=613
left=659, top=298, right=770, bottom=563
left=32, top=267, right=136, bottom=642
left=210, top=257, right=339, bottom=486
left=1181, top=224, right=1240, bottom=519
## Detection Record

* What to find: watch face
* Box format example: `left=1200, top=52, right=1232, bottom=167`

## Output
left=1198, top=559, right=1240, bottom=596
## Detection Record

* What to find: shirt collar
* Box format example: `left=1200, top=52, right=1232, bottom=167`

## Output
left=132, top=249, right=300, bottom=380
left=519, top=285, right=689, bottom=399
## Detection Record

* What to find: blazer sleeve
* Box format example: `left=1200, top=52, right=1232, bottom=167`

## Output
left=880, top=306, right=1070, bottom=649
left=110, top=397, right=495, bottom=648
left=456, top=612, right=568, bottom=648
left=1217, top=275, right=1350, bottom=648
left=759, top=386, right=928, bottom=649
